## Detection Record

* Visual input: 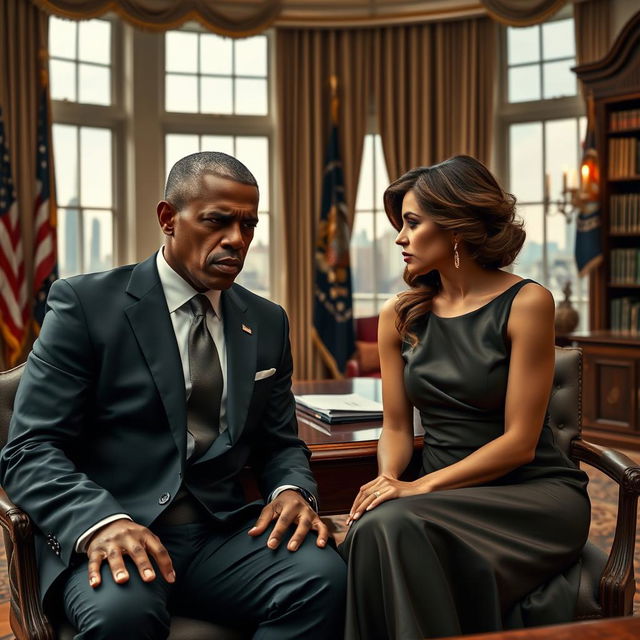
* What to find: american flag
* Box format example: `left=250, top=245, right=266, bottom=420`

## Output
left=33, top=89, right=57, bottom=330
left=0, top=108, right=28, bottom=366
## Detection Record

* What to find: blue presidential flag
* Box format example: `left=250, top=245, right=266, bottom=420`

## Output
left=312, top=96, right=355, bottom=378
left=575, top=98, right=602, bottom=276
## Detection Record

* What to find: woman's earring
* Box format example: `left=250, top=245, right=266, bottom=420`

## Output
left=454, top=240, right=460, bottom=269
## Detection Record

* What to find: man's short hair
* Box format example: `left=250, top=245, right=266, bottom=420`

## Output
left=164, top=151, right=258, bottom=211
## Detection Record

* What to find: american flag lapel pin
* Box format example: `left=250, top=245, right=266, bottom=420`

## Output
left=242, top=324, right=252, bottom=335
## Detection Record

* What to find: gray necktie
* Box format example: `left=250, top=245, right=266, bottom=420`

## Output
left=187, top=294, right=223, bottom=460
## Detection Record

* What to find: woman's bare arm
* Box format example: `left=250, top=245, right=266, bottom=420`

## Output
left=347, top=296, right=414, bottom=521
left=376, top=296, right=415, bottom=479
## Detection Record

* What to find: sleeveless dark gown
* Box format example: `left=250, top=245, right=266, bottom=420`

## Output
left=339, top=279, right=590, bottom=640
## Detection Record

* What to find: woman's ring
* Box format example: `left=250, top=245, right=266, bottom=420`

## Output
left=374, top=491, right=381, bottom=498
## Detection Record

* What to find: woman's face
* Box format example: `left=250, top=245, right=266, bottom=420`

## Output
left=395, top=189, right=453, bottom=276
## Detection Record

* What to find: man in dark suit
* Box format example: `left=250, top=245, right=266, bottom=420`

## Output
left=1, top=152, right=346, bottom=639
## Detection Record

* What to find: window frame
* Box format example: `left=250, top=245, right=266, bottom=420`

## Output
left=505, top=17, right=577, bottom=105
left=164, top=29, right=269, bottom=117
left=49, top=15, right=125, bottom=275
left=494, top=8, right=589, bottom=327
left=351, top=124, right=404, bottom=320
left=49, top=18, right=280, bottom=301
left=160, top=25, right=277, bottom=300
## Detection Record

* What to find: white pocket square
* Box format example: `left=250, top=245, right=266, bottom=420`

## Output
left=254, top=368, right=276, bottom=381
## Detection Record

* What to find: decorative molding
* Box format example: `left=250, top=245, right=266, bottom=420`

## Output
left=574, top=8, right=640, bottom=95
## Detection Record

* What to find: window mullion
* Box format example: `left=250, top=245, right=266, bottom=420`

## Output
left=77, top=126, right=85, bottom=273
left=231, top=41, right=236, bottom=115
left=196, top=34, right=202, bottom=114
left=75, top=23, right=80, bottom=102
left=538, top=25, right=544, bottom=101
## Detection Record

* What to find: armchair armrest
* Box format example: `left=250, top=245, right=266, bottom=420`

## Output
left=571, top=439, right=640, bottom=485
left=0, top=488, right=54, bottom=640
left=570, top=438, right=640, bottom=617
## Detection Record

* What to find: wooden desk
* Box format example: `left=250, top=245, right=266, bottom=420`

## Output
left=292, top=377, right=423, bottom=514
left=446, top=616, right=640, bottom=640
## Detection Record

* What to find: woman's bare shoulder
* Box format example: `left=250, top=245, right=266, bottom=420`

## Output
left=378, top=294, right=404, bottom=342
left=508, top=281, right=555, bottom=340
left=380, top=294, right=400, bottom=320
left=511, top=281, right=554, bottom=313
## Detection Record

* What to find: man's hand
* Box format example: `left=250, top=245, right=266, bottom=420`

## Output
left=86, top=518, right=176, bottom=588
left=248, top=489, right=328, bottom=551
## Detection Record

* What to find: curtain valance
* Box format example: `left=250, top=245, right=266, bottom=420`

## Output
left=32, top=0, right=281, bottom=37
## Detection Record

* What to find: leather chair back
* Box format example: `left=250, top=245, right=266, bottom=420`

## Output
left=0, top=363, right=24, bottom=448
left=548, top=348, right=606, bottom=618
left=548, top=347, right=582, bottom=457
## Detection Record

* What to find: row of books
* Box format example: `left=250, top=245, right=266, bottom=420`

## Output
left=611, top=249, right=640, bottom=285
left=609, top=193, right=640, bottom=233
left=611, top=296, right=640, bottom=333
left=609, top=108, right=640, bottom=132
left=608, top=138, right=640, bottom=178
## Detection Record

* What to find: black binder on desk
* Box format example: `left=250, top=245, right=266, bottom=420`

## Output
left=294, top=392, right=383, bottom=425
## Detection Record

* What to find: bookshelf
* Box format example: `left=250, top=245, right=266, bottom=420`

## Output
left=606, top=102, right=640, bottom=333
left=575, top=12, right=640, bottom=333
left=572, top=10, right=640, bottom=449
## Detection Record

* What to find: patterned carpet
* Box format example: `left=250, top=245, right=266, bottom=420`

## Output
left=0, top=452, right=637, bottom=638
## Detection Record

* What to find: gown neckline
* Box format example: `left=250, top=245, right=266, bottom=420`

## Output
left=430, top=279, right=533, bottom=320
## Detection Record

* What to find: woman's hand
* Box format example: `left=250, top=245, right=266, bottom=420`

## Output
left=347, top=474, right=431, bottom=525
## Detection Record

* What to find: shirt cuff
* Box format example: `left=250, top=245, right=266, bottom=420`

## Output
left=270, top=485, right=318, bottom=512
left=75, top=514, right=132, bottom=554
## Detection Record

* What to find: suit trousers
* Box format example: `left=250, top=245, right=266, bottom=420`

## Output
left=62, top=515, right=347, bottom=640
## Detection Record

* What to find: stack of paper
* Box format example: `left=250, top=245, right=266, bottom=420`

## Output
left=294, top=393, right=383, bottom=424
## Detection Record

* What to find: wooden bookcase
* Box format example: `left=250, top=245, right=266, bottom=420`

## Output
left=575, top=11, right=640, bottom=331
left=571, top=11, right=640, bottom=449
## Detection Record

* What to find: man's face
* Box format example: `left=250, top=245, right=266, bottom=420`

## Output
left=158, top=173, right=259, bottom=291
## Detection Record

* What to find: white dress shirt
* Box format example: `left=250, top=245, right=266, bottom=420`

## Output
left=75, top=249, right=306, bottom=552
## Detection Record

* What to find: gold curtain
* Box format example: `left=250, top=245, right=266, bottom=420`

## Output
left=480, top=0, right=567, bottom=26
left=275, top=29, right=371, bottom=379
left=31, top=0, right=281, bottom=36
left=374, top=17, right=497, bottom=181
left=0, top=0, right=50, bottom=369
left=574, top=0, right=611, bottom=65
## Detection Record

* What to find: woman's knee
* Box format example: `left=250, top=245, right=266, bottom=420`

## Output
left=348, top=499, right=413, bottom=541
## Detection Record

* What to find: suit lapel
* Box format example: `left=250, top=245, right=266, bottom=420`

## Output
left=124, top=254, right=187, bottom=463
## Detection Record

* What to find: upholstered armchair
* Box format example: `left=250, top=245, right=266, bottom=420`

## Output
left=346, top=316, right=381, bottom=378
left=547, top=348, right=639, bottom=618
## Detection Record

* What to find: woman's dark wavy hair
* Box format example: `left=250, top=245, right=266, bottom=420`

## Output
left=383, top=155, right=525, bottom=347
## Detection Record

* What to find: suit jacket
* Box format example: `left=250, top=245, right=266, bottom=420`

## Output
left=0, top=253, right=317, bottom=603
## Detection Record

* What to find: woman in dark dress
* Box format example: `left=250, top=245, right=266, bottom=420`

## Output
left=339, top=155, right=590, bottom=640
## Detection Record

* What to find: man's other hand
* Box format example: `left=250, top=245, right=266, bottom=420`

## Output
left=86, top=518, right=176, bottom=588
left=248, top=489, right=328, bottom=551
